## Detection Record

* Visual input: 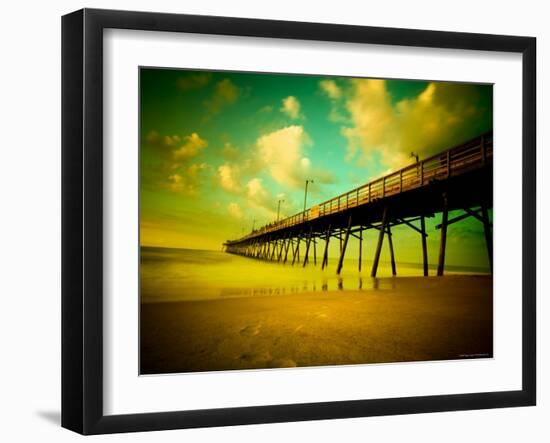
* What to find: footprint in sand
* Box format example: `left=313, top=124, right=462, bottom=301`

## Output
left=240, top=323, right=262, bottom=337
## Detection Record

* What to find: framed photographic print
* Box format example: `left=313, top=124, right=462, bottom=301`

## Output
left=62, top=8, right=536, bottom=435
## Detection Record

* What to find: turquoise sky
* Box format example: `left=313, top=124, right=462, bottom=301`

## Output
left=140, top=68, right=492, bottom=268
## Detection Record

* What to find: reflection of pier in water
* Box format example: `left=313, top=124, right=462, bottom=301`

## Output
left=224, top=132, right=493, bottom=277
left=218, top=276, right=398, bottom=298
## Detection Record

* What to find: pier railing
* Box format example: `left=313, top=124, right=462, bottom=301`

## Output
left=235, top=132, right=492, bottom=242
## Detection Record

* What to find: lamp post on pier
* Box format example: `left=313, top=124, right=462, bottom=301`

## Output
left=303, top=179, right=314, bottom=221
left=411, top=152, right=420, bottom=183
left=303, top=179, right=314, bottom=210
left=276, top=199, right=285, bottom=222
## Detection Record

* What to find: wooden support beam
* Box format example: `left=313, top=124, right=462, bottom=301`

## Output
left=313, top=235, right=317, bottom=265
left=331, top=231, right=353, bottom=239
left=265, top=240, right=271, bottom=259
left=358, top=227, right=363, bottom=272
left=463, top=207, right=484, bottom=223
left=283, top=236, right=292, bottom=263
left=365, top=224, right=383, bottom=232
left=270, top=241, right=277, bottom=260
left=337, top=216, right=353, bottom=275
left=371, top=207, right=389, bottom=277
left=481, top=205, right=493, bottom=273
left=366, top=220, right=408, bottom=231
left=398, top=218, right=424, bottom=235
left=435, top=208, right=482, bottom=229
left=278, top=235, right=288, bottom=262
left=350, top=225, right=375, bottom=237
left=292, top=236, right=301, bottom=266
left=322, top=225, right=331, bottom=270
left=277, top=238, right=283, bottom=262
left=303, top=227, right=313, bottom=267
left=387, top=224, right=396, bottom=276
left=437, top=194, right=449, bottom=276
left=421, top=215, right=429, bottom=276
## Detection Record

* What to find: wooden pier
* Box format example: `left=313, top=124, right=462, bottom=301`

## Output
left=224, top=132, right=493, bottom=276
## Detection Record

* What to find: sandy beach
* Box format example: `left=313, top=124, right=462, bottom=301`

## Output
left=140, top=274, right=492, bottom=374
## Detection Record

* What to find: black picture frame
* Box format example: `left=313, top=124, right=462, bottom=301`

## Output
left=62, top=8, right=536, bottom=435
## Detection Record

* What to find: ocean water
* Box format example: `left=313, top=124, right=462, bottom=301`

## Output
left=140, top=246, right=490, bottom=303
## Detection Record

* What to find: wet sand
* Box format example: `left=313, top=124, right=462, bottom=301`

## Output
left=140, top=275, right=492, bottom=374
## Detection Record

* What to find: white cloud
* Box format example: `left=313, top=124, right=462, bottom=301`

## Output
left=228, top=202, right=243, bottom=219
left=187, top=162, right=208, bottom=177
left=177, top=72, right=211, bottom=91
left=163, top=135, right=180, bottom=146
left=142, top=130, right=211, bottom=194
left=280, top=96, right=302, bottom=119
left=204, top=78, right=239, bottom=114
left=319, top=80, right=347, bottom=122
left=217, top=163, right=241, bottom=193
left=319, top=79, right=342, bottom=100
left=173, top=133, right=208, bottom=161
left=167, top=163, right=208, bottom=195
left=246, top=178, right=266, bottom=199
left=144, top=131, right=183, bottom=149
left=245, top=178, right=276, bottom=215
left=256, top=125, right=311, bottom=188
left=341, top=79, right=487, bottom=169
left=168, top=173, right=182, bottom=184
left=221, top=142, right=240, bottom=161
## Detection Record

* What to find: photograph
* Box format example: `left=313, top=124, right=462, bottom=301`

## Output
left=139, top=68, right=494, bottom=375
